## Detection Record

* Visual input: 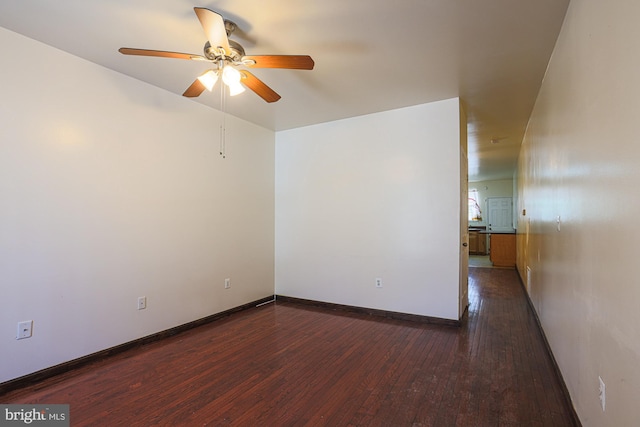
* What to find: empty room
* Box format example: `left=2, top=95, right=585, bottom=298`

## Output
left=1, top=1, right=639, bottom=426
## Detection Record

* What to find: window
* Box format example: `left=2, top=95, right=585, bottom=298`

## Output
left=468, top=189, right=482, bottom=221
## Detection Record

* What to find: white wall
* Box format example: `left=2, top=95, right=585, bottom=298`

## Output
left=0, top=28, right=275, bottom=383
left=275, top=99, right=463, bottom=320
left=517, top=1, right=640, bottom=425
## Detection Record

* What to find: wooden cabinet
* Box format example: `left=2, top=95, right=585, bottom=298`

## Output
left=468, top=230, right=487, bottom=255
left=489, top=233, right=516, bottom=267
left=478, top=233, right=487, bottom=254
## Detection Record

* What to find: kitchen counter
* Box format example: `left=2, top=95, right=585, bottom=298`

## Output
left=468, top=228, right=487, bottom=255
left=488, top=233, right=516, bottom=267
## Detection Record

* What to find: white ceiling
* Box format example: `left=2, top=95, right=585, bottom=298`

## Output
left=0, top=0, right=569, bottom=181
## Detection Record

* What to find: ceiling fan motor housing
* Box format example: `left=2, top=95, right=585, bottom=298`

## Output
left=204, top=39, right=245, bottom=62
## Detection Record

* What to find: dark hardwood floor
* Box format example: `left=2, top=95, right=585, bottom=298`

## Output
left=1, top=268, right=577, bottom=426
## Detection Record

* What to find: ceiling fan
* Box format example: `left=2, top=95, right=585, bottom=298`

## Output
left=119, top=7, right=314, bottom=103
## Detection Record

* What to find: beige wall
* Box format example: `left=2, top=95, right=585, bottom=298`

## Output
left=0, top=28, right=275, bottom=383
left=517, top=0, right=640, bottom=425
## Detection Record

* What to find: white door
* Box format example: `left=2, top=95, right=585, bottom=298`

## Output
left=487, top=197, right=513, bottom=232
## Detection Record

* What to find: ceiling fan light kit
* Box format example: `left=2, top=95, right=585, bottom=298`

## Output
left=118, top=7, right=314, bottom=103
left=221, top=66, right=245, bottom=95
left=197, top=70, right=218, bottom=92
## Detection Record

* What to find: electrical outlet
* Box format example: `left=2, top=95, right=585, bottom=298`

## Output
left=225, top=278, right=231, bottom=289
left=16, top=320, right=33, bottom=340
left=137, top=296, right=147, bottom=310
left=375, top=278, right=382, bottom=288
left=599, top=376, right=606, bottom=411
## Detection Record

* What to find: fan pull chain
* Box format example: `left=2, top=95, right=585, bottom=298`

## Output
left=221, top=124, right=226, bottom=159
left=220, top=125, right=224, bottom=159
left=219, top=77, right=226, bottom=159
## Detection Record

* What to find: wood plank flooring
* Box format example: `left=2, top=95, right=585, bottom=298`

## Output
left=1, top=268, right=577, bottom=426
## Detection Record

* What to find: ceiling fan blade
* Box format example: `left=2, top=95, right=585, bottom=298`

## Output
left=242, top=55, right=314, bottom=70
left=194, top=8, right=230, bottom=55
left=183, top=79, right=207, bottom=97
left=118, top=48, right=207, bottom=61
left=240, top=71, right=281, bottom=103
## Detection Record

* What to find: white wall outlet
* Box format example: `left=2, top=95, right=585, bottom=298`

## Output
left=556, top=215, right=561, bottom=232
left=16, top=320, right=33, bottom=340
left=375, top=278, right=383, bottom=288
left=599, top=376, right=606, bottom=411
left=225, top=278, right=231, bottom=289
left=137, top=296, right=147, bottom=310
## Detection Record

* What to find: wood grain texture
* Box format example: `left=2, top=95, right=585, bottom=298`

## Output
left=240, top=71, right=281, bottom=103
left=0, top=268, right=578, bottom=426
left=490, top=233, right=517, bottom=267
left=182, top=79, right=206, bottom=97
left=243, top=55, right=315, bottom=70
